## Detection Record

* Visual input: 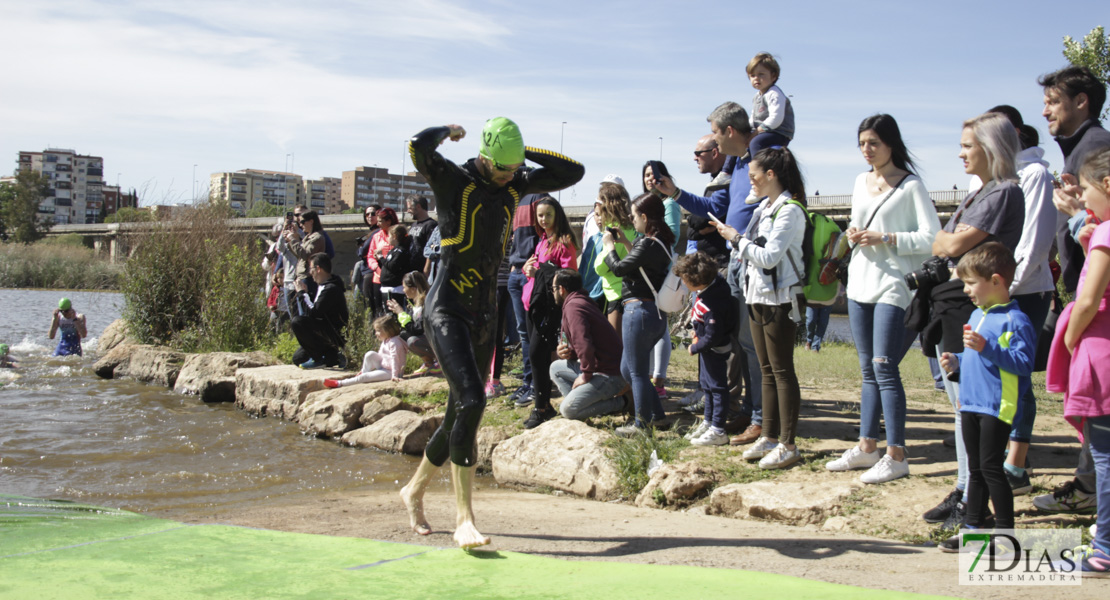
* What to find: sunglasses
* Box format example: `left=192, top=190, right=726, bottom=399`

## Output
left=693, top=149, right=713, bottom=157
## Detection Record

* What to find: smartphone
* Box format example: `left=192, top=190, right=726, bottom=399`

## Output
left=1087, top=208, right=1102, bottom=225
left=285, top=211, right=294, bottom=222
left=648, top=160, right=664, bottom=183
left=707, top=212, right=723, bottom=225
left=606, top=226, right=621, bottom=238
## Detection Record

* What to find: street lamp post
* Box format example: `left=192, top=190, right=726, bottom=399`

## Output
left=559, top=121, right=567, bottom=201
left=400, top=141, right=407, bottom=200
left=192, top=164, right=197, bottom=201
left=658, top=137, right=663, bottom=160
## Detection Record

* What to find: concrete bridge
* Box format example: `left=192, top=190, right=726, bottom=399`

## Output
left=45, top=190, right=967, bottom=280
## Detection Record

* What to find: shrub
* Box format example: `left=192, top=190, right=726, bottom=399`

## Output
left=605, top=430, right=685, bottom=498
left=0, top=242, right=121, bottom=289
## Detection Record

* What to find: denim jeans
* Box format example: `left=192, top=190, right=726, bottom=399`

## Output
left=507, top=269, right=532, bottom=388
left=650, top=332, right=672, bottom=381
left=621, top=300, right=666, bottom=426
left=1086, top=416, right=1110, bottom=554
left=848, top=300, right=909, bottom=448
left=805, top=304, right=833, bottom=350
left=939, top=343, right=968, bottom=493
left=727, top=257, right=762, bottom=425
left=551, top=360, right=627, bottom=420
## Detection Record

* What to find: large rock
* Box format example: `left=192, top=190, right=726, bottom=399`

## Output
left=341, top=410, right=443, bottom=455
left=96, top=319, right=136, bottom=353
left=634, top=461, right=719, bottom=508
left=491, top=419, right=620, bottom=499
left=708, top=480, right=861, bottom=525
left=93, top=344, right=184, bottom=387
left=297, top=387, right=392, bottom=438
left=359, top=395, right=417, bottom=426
left=476, top=427, right=513, bottom=472
left=174, top=352, right=280, bottom=403
left=235, top=365, right=346, bottom=418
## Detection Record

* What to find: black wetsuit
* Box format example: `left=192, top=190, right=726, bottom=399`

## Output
left=409, top=126, right=584, bottom=467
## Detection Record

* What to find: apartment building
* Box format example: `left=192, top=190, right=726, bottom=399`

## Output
left=17, top=148, right=104, bottom=224
left=101, top=185, right=139, bottom=216
left=340, top=167, right=432, bottom=213
left=210, top=169, right=304, bottom=215
left=303, top=176, right=345, bottom=214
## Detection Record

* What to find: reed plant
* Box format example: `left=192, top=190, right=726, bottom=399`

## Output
left=0, top=241, right=121, bottom=289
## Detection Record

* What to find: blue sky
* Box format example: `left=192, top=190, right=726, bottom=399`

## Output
left=0, top=1, right=1104, bottom=206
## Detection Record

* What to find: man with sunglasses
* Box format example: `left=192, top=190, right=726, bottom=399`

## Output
left=399, top=117, right=583, bottom=549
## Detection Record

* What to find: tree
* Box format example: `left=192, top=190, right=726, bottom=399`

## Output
left=245, top=201, right=283, bottom=219
left=1063, top=25, right=1110, bottom=121
left=105, top=207, right=153, bottom=224
left=0, top=170, right=52, bottom=243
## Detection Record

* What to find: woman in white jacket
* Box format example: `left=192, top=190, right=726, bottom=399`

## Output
left=717, top=147, right=807, bottom=470
left=826, top=114, right=941, bottom=484
left=965, top=106, right=1056, bottom=495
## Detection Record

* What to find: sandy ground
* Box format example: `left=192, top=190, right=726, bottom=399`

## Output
left=152, top=384, right=1107, bottom=600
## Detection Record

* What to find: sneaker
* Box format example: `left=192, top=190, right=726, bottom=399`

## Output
left=1005, top=468, right=1033, bottom=496
left=508, top=385, right=531, bottom=403
left=678, top=389, right=705, bottom=407
left=923, top=489, right=963, bottom=523
left=826, top=446, right=881, bottom=472
left=523, top=406, right=557, bottom=429
left=323, top=379, right=340, bottom=389
left=654, top=385, right=668, bottom=400
left=1033, top=479, right=1097, bottom=514
left=614, top=421, right=646, bottom=438
left=682, top=397, right=706, bottom=414
left=939, top=500, right=971, bottom=532
left=684, top=420, right=710, bottom=441
left=759, top=444, right=802, bottom=469
left=1074, top=545, right=1110, bottom=578
left=485, top=380, right=505, bottom=399
left=336, top=352, right=349, bottom=370
left=299, top=358, right=323, bottom=369
left=412, top=362, right=441, bottom=377
left=514, top=391, right=535, bottom=407
left=860, top=455, right=909, bottom=484
left=730, top=424, right=763, bottom=446
left=742, top=437, right=778, bottom=461
left=691, top=428, right=730, bottom=447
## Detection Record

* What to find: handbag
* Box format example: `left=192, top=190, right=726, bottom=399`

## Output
left=639, top=237, right=687, bottom=314
left=820, top=174, right=912, bottom=286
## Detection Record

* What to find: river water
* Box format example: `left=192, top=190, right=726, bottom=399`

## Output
left=0, top=289, right=433, bottom=518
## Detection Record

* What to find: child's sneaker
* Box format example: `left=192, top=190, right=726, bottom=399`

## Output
left=684, top=420, right=710, bottom=441
left=1032, top=479, right=1096, bottom=513
left=323, top=379, right=340, bottom=389
left=1005, top=468, right=1032, bottom=496
left=485, top=380, right=505, bottom=399
left=1074, top=545, right=1110, bottom=577
left=691, top=428, right=730, bottom=447
left=654, top=385, right=668, bottom=400
left=826, top=446, right=881, bottom=472
left=412, top=362, right=442, bottom=377
left=742, top=437, right=778, bottom=461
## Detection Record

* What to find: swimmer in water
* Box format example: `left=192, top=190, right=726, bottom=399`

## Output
left=48, top=298, right=87, bottom=356
left=0, top=343, right=16, bottom=368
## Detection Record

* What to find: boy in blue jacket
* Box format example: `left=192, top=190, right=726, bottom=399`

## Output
left=939, top=242, right=1036, bottom=552
left=675, top=252, right=736, bottom=446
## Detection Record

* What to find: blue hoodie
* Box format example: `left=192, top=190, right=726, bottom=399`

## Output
left=955, top=301, right=1036, bottom=425
left=674, top=155, right=757, bottom=246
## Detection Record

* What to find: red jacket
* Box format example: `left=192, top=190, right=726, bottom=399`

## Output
left=560, top=290, right=622, bottom=376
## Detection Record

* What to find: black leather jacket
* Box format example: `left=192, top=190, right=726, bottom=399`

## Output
left=604, top=236, right=671, bottom=303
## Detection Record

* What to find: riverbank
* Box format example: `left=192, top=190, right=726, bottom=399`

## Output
left=0, top=242, right=121, bottom=290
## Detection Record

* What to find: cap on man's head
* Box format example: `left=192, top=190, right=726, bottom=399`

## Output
left=0, top=343, right=9, bottom=356
left=58, top=298, right=72, bottom=311
left=479, top=117, right=525, bottom=168
left=600, top=174, right=625, bottom=188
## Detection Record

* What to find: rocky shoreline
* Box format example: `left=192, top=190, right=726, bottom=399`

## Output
left=92, top=318, right=1093, bottom=544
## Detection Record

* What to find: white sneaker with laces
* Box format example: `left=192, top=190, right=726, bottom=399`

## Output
left=691, top=428, right=729, bottom=447
left=859, top=455, right=909, bottom=484
left=826, top=446, right=881, bottom=472
left=759, top=443, right=801, bottom=469
left=742, top=437, right=779, bottom=461
left=684, top=420, right=710, bottom=441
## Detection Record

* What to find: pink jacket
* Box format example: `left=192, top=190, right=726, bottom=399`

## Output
left=522, top=234, right=577, bottom=312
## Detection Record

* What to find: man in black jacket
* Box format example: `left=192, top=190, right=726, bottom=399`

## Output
left=291, top=253, right=349, bottom=369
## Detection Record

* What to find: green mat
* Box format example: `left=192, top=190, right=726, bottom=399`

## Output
left=0, top=495, right=952, bottom=600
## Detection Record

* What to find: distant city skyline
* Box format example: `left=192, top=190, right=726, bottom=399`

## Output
left=1, top=2, right=1104, bottom=205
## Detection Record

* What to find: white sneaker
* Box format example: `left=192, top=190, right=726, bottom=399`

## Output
left=691, top=428, right=729, bottom=447
left=678, top=389, right=705, bottom=407
left=826, top=446, right=881, bottom=472
left=742, top=437, right=778, bottom=461
left=859, top=455, right=909, bottom=484
left=684, top=420, right=710, bottom=441
left=759, top=443, right=802, bottom=469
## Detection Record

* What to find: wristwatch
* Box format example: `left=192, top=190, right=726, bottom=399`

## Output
left=881, top=233, right=891, bottom=244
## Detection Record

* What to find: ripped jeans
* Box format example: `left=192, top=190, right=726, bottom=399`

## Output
left=847, top=299, right=910, bottom=448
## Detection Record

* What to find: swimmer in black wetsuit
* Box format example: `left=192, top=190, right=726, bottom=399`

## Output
left=399, top=117, right=583, bottom=549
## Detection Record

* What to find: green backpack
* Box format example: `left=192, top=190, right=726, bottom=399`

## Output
left=771, top=199, right=842, bottom=303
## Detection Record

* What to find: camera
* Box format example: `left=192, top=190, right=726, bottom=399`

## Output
left=905, top=256, right=950, bottom=291
left=606, top=227, right=621, bottom=238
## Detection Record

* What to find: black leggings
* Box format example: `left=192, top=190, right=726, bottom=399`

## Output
left=492, top=286, right=512, bottom=381
left=962, top=412, right=1014, bottom=529
left=526, top=316, right=555, bottom=411
left=423, top=306, right=494, bottom=468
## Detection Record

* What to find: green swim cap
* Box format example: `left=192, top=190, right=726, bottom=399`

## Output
left=479, top=117, right=525, bottom=169
left=0, top=344, right=8, bottom=356
left=58, top=298, right=72, bottom=311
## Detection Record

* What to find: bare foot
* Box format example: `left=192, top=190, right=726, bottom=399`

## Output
left=453, top=520, right=490, bottom=549
left=399, top=484, right=431, bottom=535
